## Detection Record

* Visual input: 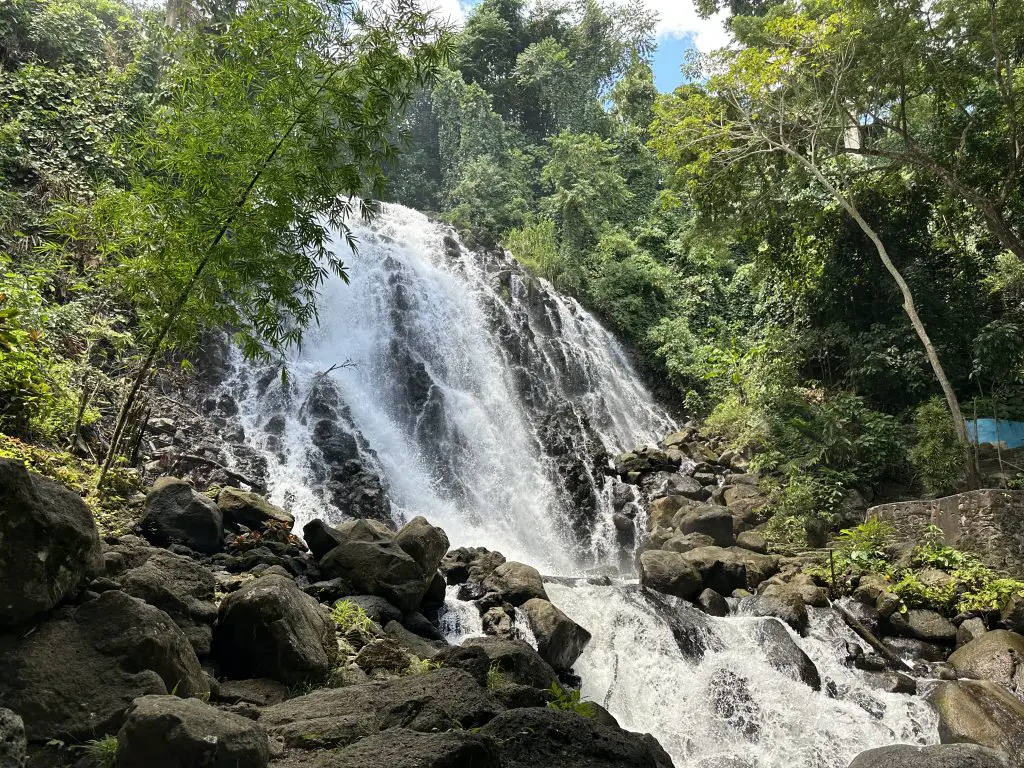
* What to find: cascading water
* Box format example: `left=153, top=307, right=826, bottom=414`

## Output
left=223, top=203, right=939, bottom=767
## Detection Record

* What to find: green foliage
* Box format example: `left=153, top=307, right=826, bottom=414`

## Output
left=546, top=682, right=597, bottom=719
left=891, top=571, right=956, bottom=614
left=834, top=519, right=895, bottom=574
left=958, top=577, right=1024, bottom=613
left=330, top=600, right=375, bottom=634
left=77, top=736, right=118, bottom=768
left=406, top=657, right=442, bottom=675
left=909, top=397, right=965, bottom=496
left=506, top=219, right=563, bottom=283
left=486, top=663, right=505, bottom=691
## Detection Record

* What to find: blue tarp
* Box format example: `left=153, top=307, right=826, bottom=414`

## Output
left=968, top=419, right=1024, bottom=448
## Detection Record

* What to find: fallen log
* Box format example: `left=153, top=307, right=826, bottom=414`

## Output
left=833, top=601, right=916, bottom=675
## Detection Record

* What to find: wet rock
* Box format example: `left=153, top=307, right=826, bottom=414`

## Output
left=886, top=608, right=957, bottom=645
left=881, top=635, right=950, bottom=662
left=639, top=550, right=703, bottom=600
left=697, top=588, right=729, bottom=617
left=324, top=728, right=501, bottom=768
left=311, top=419, right=359, bottom=463
left=0, top=709, right=26, bottom=768
left=0, top=590, right=207, bottom=741
left=958, top=618, right=989, bottom=648
left=118, top=549, right=217, bottom=656
left=740, top=586, right=809, bottom=635
left=116, top=695, right=269, bottom=768
left=753, top=618, right=820, bottom=689
left=440, top=547, right=506, bottom=584
left=521, top=598, right=591, bottom=672
left=865, top=671, right=917, bottom=695
left=216, top=487, right=294, bottom=532
left=848, top=744, right=1010, bottom=768
left=708, top=669, right=760, bottom=741
left=928, top=680, right=1024, bottom=761
left=0, top=459, right=103, bottom=626
left=677, top=505, right=736, bottom=547
left=319, top=520, right=429, bottom=612
left=260, top=669, right=503, bottom=749
left=948, top=630, right=1024, bottom=692
left=647, top=495, right=698, bottom=530
left=140, top=478, right=224, bottom=554
left=302, top=577, right=354, bottom=605
left=482, top=606, right=516, bottom=638
left=482, top=562, right=548, bottom=606
left=479, top=707, right=673, bottom=768
left=213, top=574, right=338, bottom=686
left=384, top=620, right=449, bottom=659
left=463, top=637, right=558, bottom=689
left=641, top=472, right=705, bottom=501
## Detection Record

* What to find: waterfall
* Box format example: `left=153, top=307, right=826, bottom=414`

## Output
left=223, top=203, right=939, bottom=767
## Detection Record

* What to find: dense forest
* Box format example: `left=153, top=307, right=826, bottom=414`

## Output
left=2, top=0, right=1024, bottom=546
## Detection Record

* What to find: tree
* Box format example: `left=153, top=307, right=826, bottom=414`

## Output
left=57, top=0, right=452, bottom=486
left=650, top=7, right=977, bottom=478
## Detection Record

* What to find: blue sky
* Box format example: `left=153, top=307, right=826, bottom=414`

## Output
left=435, top=0, right=728, bottom=93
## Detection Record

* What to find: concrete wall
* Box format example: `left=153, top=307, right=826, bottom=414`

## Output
left=869, top=490, right=1024, bottom=579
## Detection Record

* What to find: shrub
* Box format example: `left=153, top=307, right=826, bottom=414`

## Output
left=486, top=663, right=505, bottom=691
left=834, top=519, right=895, bottom=574
left=909, top=396, right=964, bottom=496
left=80, top=736, right=118, bottom=768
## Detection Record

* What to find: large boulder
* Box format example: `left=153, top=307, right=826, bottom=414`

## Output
left=139, top=478, right=224, bottom=554
left=677, top=505, right=735, bottom=547
left=116, top=695, right=269, bottom=768
left=948, top=630, right=1024, bottom=692
left=521, top=598, right=591, bottom=672
left=319, top=520, right=429, bottom=612
left=641, top=472, right=705, bottom=501
left=679, top=547, right=749, bottom=596
left=0, top=590, right=207, bottom=742
left=483, top=562, right=548, bottom=606
left=0, top=708, right=26, bottom=768
left=463, top=637, right=558, bottom=689
left=638, top=550, right=702, bottom=600
left=752, top=618, right=820, bottom=689
left=886, top=609, right=957, bottom=645
left=259, top=669, right=503, bottom=749
left=394, top=516, right=450, bottom=575
left=216, top=487, right=294, bottom=532
left=303, top=518, right=345, bottom=560
left=723, top=484, right=768, bottom=528
left=647, top=495, right=697, bottom=530
left=213, top=574, right=338, bottom=686
left=0, top=459, right=102, bottom=626
left=1000, top=594, right=1024, bottom=634
left=928, top=680, right=1024, bottom=762
left=324, top=729, right=501, bottom=768
left=118, top=549, right=217, bottom=656
left=478, top=707, right=673, bottom=768
left=848, top=744, right=1010, bottom=768
left=739, top=586, right=809, bottom=635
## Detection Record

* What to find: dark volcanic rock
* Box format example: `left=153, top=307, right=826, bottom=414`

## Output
left=216, top=487, right=294, bottom=532
left=483, top=561, right=549, bottom=606
left=303, top=518, right=346, bottom=560
left=479, top=707, right=673, bottom=768
left=521, top=597, right=591, bottom=672
left=116, top=695, right=269, bottom=768
left=463, top=637, right=558, bottom=689
left=752, top=618, right=820, bottom=690
left=394, top=516, right=450, bottom=576
left=319, top=520, right=429, bottom=612
left=440, top=547, right=506, bottom=584
left=259, top=669, right=503, bottom=749
left=848, top=744, right=1010, bottom=768
left=0, top=590, right=207, bottom=741
left=948, top=630, right=1024, bottom=692
left=213, top=574, right=338, bottom=686
left=322, top=728, right=501, bottom=768
left=639, top=550, right=702, bottom=600
left=0, top=459, right=102, bottom=626
left=0, top=708, right=26, bottom=768
left=928, top=680, right=1024, bottom=761
left=140, top=478, right=224, bottom=554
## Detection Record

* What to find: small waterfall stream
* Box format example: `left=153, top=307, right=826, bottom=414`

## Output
left=223, top=203, right=939, bottom=767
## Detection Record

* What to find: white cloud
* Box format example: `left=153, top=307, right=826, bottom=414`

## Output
left=643, top=1, right=730, bottom=53
left=424, top=0, right=730, bottom=54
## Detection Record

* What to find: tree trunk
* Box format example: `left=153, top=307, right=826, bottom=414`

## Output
left=788, top=150, right=979, bottom=488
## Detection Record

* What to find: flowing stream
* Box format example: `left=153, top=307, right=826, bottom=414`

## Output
left=224, top=203, right=938, bottom=767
